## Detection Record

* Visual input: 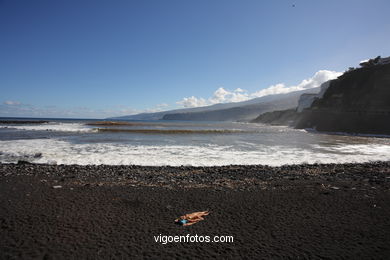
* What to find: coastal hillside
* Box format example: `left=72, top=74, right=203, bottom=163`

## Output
left=111, top=88, right=320, bottom=121
left=250, top=109, right=300, bottom=126
left=253, top=59, right=390, bottom=135
left=162, top=88, right=319, bottom=121
left=251, top=80, right=331, bottom=125
left=162, top=96, right=297, bottom=121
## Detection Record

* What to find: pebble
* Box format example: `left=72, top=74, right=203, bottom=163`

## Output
left=1, top=161, right=390, bottom=190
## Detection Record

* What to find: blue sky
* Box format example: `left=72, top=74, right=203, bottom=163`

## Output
left=1, top=0, right=389, bottom=118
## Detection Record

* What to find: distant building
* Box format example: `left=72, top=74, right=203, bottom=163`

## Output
left=359, top=56, right=390, bottom=68
left=378, top=56, right=390, bottom=65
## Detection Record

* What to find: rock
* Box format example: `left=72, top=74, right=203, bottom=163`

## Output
left=53, top=185, right=62, bottom=189
left=33, top=153, right=42, bottom=158
left=17, top=160, right=31, bottom=165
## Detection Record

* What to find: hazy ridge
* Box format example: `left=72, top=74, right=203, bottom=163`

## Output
left=110, top=87, right=320, bottom=121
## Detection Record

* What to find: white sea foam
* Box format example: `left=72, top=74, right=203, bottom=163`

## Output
left=304, top=128, right=390, bottom=138
left=1, top=139, right=390, bottom=166
left=0, top=123, right=95, bottom=133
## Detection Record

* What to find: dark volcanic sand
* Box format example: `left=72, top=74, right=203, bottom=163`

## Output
left=1, top=162, right=390, bottom=259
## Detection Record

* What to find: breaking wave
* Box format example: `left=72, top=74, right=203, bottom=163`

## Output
left=0, top=123, right=95, bottom=133
left=1, top=139, right=390, bottom=166
left=96, top=128, right=245, bottom=134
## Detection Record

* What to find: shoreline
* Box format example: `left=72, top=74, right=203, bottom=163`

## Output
left=303, top=127, right=390, bottom=138
left=1, top=161, right=390, bottom=258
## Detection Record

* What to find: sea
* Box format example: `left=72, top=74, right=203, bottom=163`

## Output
left=1, top=117, right=390, bottom=166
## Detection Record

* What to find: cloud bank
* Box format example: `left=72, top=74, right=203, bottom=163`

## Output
left=177, top=70, right=342, bottom=108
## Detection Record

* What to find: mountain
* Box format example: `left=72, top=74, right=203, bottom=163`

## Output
left=250, top=109, right=300, bottom=126
left=109, top=88, right=320, bottom=121
left=162, top=88, right=319, bottom=121
left=251, top=80, right=332, bottom=125
left=111, top=87, right=321, bottom=122
left=109, top=101, right=254, bottom=121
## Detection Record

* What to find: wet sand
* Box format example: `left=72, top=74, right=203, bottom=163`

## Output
left=1, top=162, right=389, bottom=259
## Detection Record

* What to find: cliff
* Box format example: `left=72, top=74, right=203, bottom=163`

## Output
left=252, top=62, right=390, bottom=135
left=250, top=109, right=300, bottom=126
left=296, top=81, right=331, bottom=112
left=295, top=63, right=390, bottom=134
left=250, top=80, right=331, bottom=125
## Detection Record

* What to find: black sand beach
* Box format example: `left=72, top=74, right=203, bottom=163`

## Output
left=1, top=162, right=390, bottom=259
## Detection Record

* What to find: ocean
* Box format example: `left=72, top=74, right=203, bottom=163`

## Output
left=1, top=117, right=390, bottom=166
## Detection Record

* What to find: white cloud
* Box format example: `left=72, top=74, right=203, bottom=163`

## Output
left=177, top=96, right=208, bottom=108
left=177, top=88, right=250, bottom=108
left=210, top=87, right=230, bottom=103
left=251, top=70, right=342, bottom=98
left=176, top=70, right=342, bottom=108
left=4, top=100, right=21, bottom=105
